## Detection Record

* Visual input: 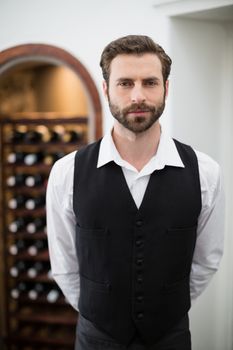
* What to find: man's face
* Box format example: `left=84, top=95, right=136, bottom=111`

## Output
left=103, top=53, right=168, bottom=134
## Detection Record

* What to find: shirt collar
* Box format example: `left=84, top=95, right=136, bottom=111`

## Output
left=97, top=127, right=184, bottom=172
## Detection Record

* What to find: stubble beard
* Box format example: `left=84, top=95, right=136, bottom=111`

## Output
left=108, top=96, right=166, bottom=134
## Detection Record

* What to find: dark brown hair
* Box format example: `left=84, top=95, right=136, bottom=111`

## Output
left=100, top=35, right=172, bottom=86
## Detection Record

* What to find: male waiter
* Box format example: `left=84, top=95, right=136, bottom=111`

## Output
left=46, top=35, right=224, bottom=349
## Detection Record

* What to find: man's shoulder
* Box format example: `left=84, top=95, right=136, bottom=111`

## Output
left=196, top=151, right=221, bottom=204
left=173, top=138, right=221, bottom=190
left=48, top=150, right=77, bottom=189
left=195, top=150, right=220, bottom=181
left=53, top=150, right=77, bottom=170
left=195, top=149, right=220, bottom=168
left=74, top=139, right=102, bottom=158
left=50, top=139, right=102, bottom=178
left=173, top=138, right=220, bottom=170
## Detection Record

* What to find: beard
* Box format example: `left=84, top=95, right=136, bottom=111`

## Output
left=108, top=97, right=166, bottom=134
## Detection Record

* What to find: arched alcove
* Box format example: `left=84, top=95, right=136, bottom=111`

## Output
left=0, top=43, right=102, bottom=140
left=0, top=44, right=103, bottom=349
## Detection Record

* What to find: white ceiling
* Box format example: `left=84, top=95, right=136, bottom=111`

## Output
left=181, top=4, right=233, bottom=21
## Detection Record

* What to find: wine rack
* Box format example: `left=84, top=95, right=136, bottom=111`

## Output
left=0, top=115, right=88, bottom=350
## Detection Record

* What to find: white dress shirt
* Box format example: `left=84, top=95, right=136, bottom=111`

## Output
left=46, top=129, right=225, bottom=311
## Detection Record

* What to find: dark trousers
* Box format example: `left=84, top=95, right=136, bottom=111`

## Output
left=75, top=314, right=191, bottom=350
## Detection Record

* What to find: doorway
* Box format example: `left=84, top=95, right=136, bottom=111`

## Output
left=169, top=5, right=233, bottom=350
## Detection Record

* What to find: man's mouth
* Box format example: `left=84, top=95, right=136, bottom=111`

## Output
left=128, top=110, right=149, bottom=115
left=128, top=108, right=150, bottom=112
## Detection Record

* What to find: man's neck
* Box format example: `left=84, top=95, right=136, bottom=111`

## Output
left=112, top=121, right=161, bottom=172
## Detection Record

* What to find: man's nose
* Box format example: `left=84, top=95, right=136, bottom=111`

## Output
left=131, top=86, right=146, bottom=104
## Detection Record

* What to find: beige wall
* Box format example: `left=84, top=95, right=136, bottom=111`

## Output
left=35, top=65, right=88, bottom=115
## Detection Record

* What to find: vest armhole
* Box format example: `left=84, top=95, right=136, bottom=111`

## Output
left=173, top=139, right=202, bottom=212
left=73, top=140, right=102, bottom=215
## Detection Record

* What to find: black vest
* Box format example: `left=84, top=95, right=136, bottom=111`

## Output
left=73, top=139, right=201, bottom=346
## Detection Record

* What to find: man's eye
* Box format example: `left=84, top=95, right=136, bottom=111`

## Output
left=119, top=81, right=132, bottom=87
left=144, top=80, right=157, bottom=86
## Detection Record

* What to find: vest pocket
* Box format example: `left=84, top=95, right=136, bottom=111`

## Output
left=75, top=225, right=109, bottom=282
left=80, top=274, right=111, bottom=293
left=165, top=225, right=197, bottom=257
left=78, top=275, right=111, bottom=323
left=166, top=225, right=197, bottom=236
left=76, top=226, right=109, bottom=237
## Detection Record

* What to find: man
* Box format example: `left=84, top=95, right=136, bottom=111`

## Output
left=46, top=35, right=225, bottom=350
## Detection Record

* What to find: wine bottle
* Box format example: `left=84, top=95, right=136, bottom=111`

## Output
left=28, top=283, right=61, bottom=303
left=8, top=130, right=24, bottom=143
left=26, top=217, right=46, bottom=234
left=24, top=152, right=44, bottom=166
left=25, top=195, right=45, bottom=210
left=33, top=125, right=66, bottom=143
left=25, top=174, right=46, bottom=187
left=11, top=282, right=27, bottom=299
left=8, top=194, right=28, bottom=209
left=7, top=151, right=26, bottom=164
left=36, top=326, right=52, bottom=338
left=43, top=152, right=65, bottom=166
left=7, top=130, right=25, bottom=143
left=62, top=130, right=82, bottom=143
left=8, top=239, right=29, bottom=255
left=52, top=125, right=66, bottom=140
left=27, top=261, right=49, bottom=278
left=20, top=325, right=34, bottom=337
left=27, top=239, right=47, bottom=256
left=6, top=173, right=26, bottom=187
left=7, top=125, right=27, bottom=143
left=42, top=129, right=61, bottom=143
left=10, top=261, right=27, bottom=277
left=24, top=130, right=44, bottom=143
left=47, top=269, right=53, bottom=279
left=28, top=282, right=45, bottom=300
left=47, top=288, right=60, bottom=303
left=8, top=216, right=32, bottom=233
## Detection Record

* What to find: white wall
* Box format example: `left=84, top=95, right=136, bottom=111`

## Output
left=169, top=18, right=225, bottom=160
left=169, top=17, right=233, bottom=350
left=0, top=0, right=171, bottom=132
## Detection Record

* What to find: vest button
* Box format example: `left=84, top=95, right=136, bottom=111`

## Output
left=136, top=295, right=144, bottom=303
left=136, top=312, right=144, bottom=320
left=137, top=276, right=143, bottom=283
left=135, top=239, right=143, bottom=247
left=136, top=258, right=144, bottom=266
left=135, top=220, right=143, bottom=227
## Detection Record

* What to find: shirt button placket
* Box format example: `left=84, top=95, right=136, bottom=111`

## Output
left=134, top=218, right=145, bottom=321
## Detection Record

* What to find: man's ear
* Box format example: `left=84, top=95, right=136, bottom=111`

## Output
left=102, top=80, right=108, bottom=99
left=165, top=80, right=169, bottom=99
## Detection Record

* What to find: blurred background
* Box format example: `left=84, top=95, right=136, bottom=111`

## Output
left=0, top=0, right=232, bottom=349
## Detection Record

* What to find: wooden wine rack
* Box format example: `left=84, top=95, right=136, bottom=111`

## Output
left=0, top=114, right=90, bottom=350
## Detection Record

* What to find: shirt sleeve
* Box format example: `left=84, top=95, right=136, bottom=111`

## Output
left=46, top=151, right=80, bottom=311
left=190, top=151, right=225, bottom=302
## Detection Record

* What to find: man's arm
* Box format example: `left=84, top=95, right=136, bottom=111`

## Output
left=190, top=151, right=225, bottom=302
left=46, top=151, right=80, bottom=310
